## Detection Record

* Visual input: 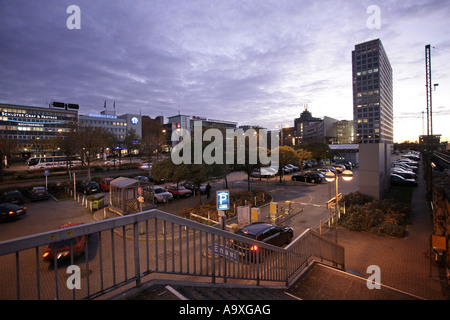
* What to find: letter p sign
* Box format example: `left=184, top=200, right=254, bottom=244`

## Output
left=217, top=190, right=230, bottom=211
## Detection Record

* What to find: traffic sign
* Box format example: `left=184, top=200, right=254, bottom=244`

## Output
left=44, top=170, right=49, bottom=176
left=216, top=190, right=230, bottom=211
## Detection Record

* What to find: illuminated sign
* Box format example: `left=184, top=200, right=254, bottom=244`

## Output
left=131, top=117, right=139, bottom=125
left=88, top=113, right=118, bottom=119
left=216, top=190, right=230, bottom=211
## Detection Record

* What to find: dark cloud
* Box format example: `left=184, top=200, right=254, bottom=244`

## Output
left=0, top=0, right=449, bottom=141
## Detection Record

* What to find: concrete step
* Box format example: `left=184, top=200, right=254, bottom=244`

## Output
left=172, top=285, right=298, bottom=300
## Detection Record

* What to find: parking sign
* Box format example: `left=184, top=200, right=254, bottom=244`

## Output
left=216, top=190, right=230, bottom=211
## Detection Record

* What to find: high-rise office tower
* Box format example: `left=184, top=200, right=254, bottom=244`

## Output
left=352, top=38, right=393, bottom=144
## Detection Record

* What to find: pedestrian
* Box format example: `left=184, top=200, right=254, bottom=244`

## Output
left=206, top=183, right=211, bottom=199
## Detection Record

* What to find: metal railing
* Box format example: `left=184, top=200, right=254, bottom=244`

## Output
left=0, top=209, right=344, bottom=300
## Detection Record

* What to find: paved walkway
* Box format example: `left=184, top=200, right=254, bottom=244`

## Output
left=303, top=165, right=449, bottom=300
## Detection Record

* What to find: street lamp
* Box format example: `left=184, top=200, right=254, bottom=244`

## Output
left=325, top=169, right=353, bottom=244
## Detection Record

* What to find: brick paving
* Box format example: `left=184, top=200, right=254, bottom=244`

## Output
left=314, top=165, right=449, bottom=300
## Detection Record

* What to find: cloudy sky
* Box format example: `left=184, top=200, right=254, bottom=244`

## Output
left=0, top=0, right=449, bottom=142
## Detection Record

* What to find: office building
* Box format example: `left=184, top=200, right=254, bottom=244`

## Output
left=79, top=110, right=142, bottom=142
left=352, top=39, right=393, bottom=199
left=352, top=38, right=393, bottom=144
left=293, top=106, right=338, bottom=144
left=0, top=102, right=78, bottom=157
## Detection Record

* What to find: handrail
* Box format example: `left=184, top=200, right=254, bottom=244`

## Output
left=0, top=208, right=344, bottom=300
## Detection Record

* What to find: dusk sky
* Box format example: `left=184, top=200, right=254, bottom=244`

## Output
left=1, top=0, right=449, bottom=143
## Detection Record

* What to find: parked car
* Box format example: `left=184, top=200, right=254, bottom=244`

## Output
left=30, top=187, right=49, bottom=201
left=134, top=176, right=150, bottom=183
left=251, top=167, right=277, bottom=178
left=153, top=186, right=173, bottom=203
left=322, top=166, right=337, bottom=174
left=332, top=164, right=346, bottom=173
left=183, top=182, right=207, bottom=194
left=164, top=185, right=192, bottom=197
left=392, top=162, right=418, bottom=172
left=292, top=172, right=324, bottom=183
left=42, top=223, right=86, bottom=261
left=0, top=203, right=27, bottom=222
left=232, top=223, right=293, bottom=259
left=148, top=175, right=165, bottom=185
left=99, top=178, right=114, bottom=191
left=283, top=166, right=293, bottom=173
left=286, top=164, right=299, bottom=172
left=390, top=174, right=417, bottom=187
left=80, top=181, right=99, bottom=194
left=1, top=190, right=24, bottom=204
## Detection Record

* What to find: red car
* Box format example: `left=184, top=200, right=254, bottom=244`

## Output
left=164, top=185, right=192, bottom=198
left=43, top=223, right=86, bottom=261
left=99, top=177, right=114, bottom=191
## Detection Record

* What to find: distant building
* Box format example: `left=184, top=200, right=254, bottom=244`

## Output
left=166, top=114, right=237, bottom=147
left=0, top=102, right=78, bottom=158
left=334, top=120, right=356, bottom=144
left=293, top=106, right=338, bottom=144
left=79, top=109, right=142, bottom=142
left=352, top=38, right=393, bottom=144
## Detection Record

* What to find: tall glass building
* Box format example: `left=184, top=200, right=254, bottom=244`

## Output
left=352, top=38, right=393, bottom=144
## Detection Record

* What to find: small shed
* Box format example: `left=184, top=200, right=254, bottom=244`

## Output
left=109, top=177, right=143, bottom=215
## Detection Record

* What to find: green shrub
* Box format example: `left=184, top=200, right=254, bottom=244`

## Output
left=340, top=192, right=412, bottom=238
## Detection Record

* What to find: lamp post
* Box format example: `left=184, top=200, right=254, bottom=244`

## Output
left=324, top=170, right=353, bottom=244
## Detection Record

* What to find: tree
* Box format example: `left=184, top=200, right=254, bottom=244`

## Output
left=305, top=142, right=333, bottom=162
left=77, top=125, right=109, bottom=181
left=141, top=116, right=166, bottom=162
left=271, top=146, right=299, bottom=182
left=0, top=137, right=17, bottom=182
left=55, top=122, right=79, bottom=171
left=152, top=158, right=189, bottom=198
left=295, top=148, right=313, bottom=171
left=123, top=128, right=140, bottom=162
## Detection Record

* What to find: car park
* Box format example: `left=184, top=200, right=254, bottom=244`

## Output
left=153, top=186, right=173, bottom=203
left=0, top=203, right=27, bottom=222
left=80, top=181, right=99, bottom=194
left=30, top=187, right=49, bottom=201
left=165, top=185, right=192, bottom=198
left=42, top=223, right=86, bottom=261
left=292, top=171, right=324, bottom=183
left=390, top=173, right=417, bottom=187
left=1, top=190, right=24, bottom=204
left=99, top=178, right=114, bottom=191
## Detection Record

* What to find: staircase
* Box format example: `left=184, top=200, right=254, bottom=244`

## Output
left=169, top=285, right=299, bottom=300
